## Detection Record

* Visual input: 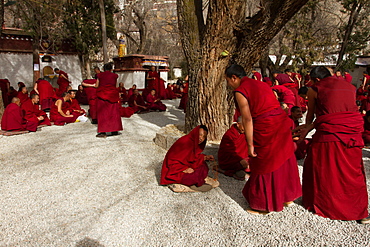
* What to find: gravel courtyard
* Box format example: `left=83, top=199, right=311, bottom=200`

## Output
left=0, top=99, right=369, bottom=246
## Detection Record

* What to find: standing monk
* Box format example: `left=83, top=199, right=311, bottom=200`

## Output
left=95, top=63, right=123, bottom=138
left=82, top=79, right=98, bottom=124
left=54, top=68, right=71, bottom=97
left=0, top=78, right=10, bottom=107
left=225, top=64, right=301, bottom=214
left=34, top=78, right=57, bottom=110
left=300, top=66, right=369, bottom=224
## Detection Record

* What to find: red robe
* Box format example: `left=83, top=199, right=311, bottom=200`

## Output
left=1, top=103, right=37, bottom=131
left=7, top=89, right=18, bottom=104
left=17, top=91, right=29, bottom=104
left=179, top=83, right=189, bottom=112
left=235, top=77, right=301, bottom=212
left=160, top=126, right=208, bottom=187
left=76, top=89, right=88, bottom=105
left=218, top=124, right=249, bottom=176
left=303, top=77, right=368, bottom=220
left=96, top=71, right=123, bottom=133
left=118, top=86, right=128, bottom=103
left=50, top=98, right=78, bottom=126
left=36, top=79, right=57, bottom=110
left=344, top=73, right=352, bottom=83
left=0, top=79, right=10, bottom=107
left=128, top=94, right=147, bottom=113
left=272, top=85, right=296, bottom=109
left=21, top=99, right=51, bottom=128
left=252, top=72, right=262, bottom=81
left=147, top=71, right=160, bottom=93
left=56, top=70, right=70, bottom=97
left=67, top=98, right=86, bottom=116
left=166, top=85, right=176, bottom=99
left=83, top=79, right=97, bottom=120
left=363, top=116, right=370, bottom=144
left=146, top=94, right=166, bottom=111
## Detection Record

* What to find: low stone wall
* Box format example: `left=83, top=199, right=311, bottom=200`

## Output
left=154, top=124, right=185, bottom=150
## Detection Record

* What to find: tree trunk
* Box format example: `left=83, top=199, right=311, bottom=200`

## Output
left=336, top=1, right=363, bottom=70
left=178, top=0, right=309, bottom=141
left=0, top=0, right=4, bottom=36
left=99, top=0, right=108, bottom=63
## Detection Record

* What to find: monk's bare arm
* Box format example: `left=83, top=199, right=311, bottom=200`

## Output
left=33, top=83, right=39, bottom=94
left=235, top=92, right=256, bottom=157
left=299, top=87, right=316, bottom=140
left=94, top=79, right=100, bottom=88
left=56, top=100, right=72, bottom=118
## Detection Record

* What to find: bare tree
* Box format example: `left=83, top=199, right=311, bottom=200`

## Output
left=178, top=0, right=309, bottom=140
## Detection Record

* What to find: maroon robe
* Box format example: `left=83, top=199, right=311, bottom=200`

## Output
left=68, top=98, right=86, bottom=116
left=252, top=72, right=262, bottom=81
left=7, top=89, right=18, bottom=104
left=218, top=124, right=249, bottom=176
left=272, top=85, right=296, bottom=110
left=235, top=76, right=301, bottom=212
left=128, top=94, right=147, bottom=113
left=303, top=77, right=368, bottom=220
left=17, top=91, right=29, bottom=104
left=96, top=71, right=123, bottom=133
left=1, top=103, right=37, bottom=131
left=166, top=85, right=176, bottom=99
left=146, top=94, right=166, bottom=111
left=118, top=86, right=128, bottom=103
left=179, top=83, right=189, bottom=112
left=158, top=79, right=166, bottom=99
left=275, top=74, right=293, bottom=85
left=76, top=89, right=88, bottom=105
left=344, top=73, right=352, bottom=83
left=56, top=70, right=70, bottom=97
left=50, top=98, right=78, bottom=126
left=160, top=126, right=208, bottom=187
left=83, top=79, right=98, bottom=120
left=0, top=79, right=10, bottom=107
left=21, top=99, right=51, bottom=128
left=363, top=116, right=370, bottom=144
left=36, top=79, right=57, bottom=110
left=147, top=71, right=160, bottom=93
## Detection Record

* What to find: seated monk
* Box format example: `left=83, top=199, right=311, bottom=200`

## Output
left=76, top=85, right=88, bottom=105
left=21, top=94, right=51, bottom=129
left=166, top=83, right=176, bottom=100
left=50, top=92, right=78, bottom=126
left=17, top=86, right=29, bottom=104
left=127, top=84, right=136, bottom=98
left=363, top=110, right=370, bottom=145
left=146, top=89, right=166, bottom=112
left=118, top=82, right=128, bottom=103
left=160, top=125, right=219, bottom=192
left=7, top=86, right=18, bottom=104
left=218, top=116, right=250, bottom=180
left=128, top=89, right=148, bottom=113
left=67, top=90, right=86, bottom=117
left=1, top=97, right=37, bottom=131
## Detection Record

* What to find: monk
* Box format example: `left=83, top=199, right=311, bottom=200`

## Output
left=272, top=85, right=296, bottom=112
left=118, top=82, right=128, bottom=103
left=362, top=111, right=370, bottom=145
left=334, top=70, right=343, bottom=79
left=290, top=106, right=310, bottom=160
left=273, top=72, right=294, bottom=85
left=76, top=85, right=88, bottom=105
left=225, top=64, right=301, bottom=214
left=251, top=69, right=262, bottom=81
left=17, top=86, right=29, bottom=104
left=160, top=125, right=219, bottom=192
left=7, top=87, right=18, bottom=104
left=93, top=62, right=123, bottom=138
left=1, top=97, right=37, bottom=131
left=344, top=71, right=352, bottom=83
left=166, top=83, right=176, bottom=100
left=67, top=90, right=86, bottom=116
left=218, top=116, right=249, bottom=180
left=34, top=78, right=57, bottom=110
left=82, top=79, right=98, bottom=124
left=17, top=82, right=25, bottom=92
left=127, top=84, right=136, bottom=98
left=146, top=89, right=166, bottom=112
left=50, top=92, right=78, bottom=126
left=298, top=86, right=308, bottom=113
left=94, top=66, right=101, bottom=79
left=128, top=89, right=148, bottom=113
left=146, top=66, right=160, bottom=95
left=299, top=66, right=369, bottom=224
left=54, top=68, right=71, bottom=97
left=21, top=94, right=51, bottom=129
left=362, top=71, right=370, bottom=87
left=178, top=82, right=189, bottom=112
left=0, top=78, right=10, bottom=107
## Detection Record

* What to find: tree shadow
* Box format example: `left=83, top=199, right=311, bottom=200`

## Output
left=75, top=237, right=105, bottom=247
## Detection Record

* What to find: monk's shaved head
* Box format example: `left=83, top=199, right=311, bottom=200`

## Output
left=12, top=97, right=21, bottom=106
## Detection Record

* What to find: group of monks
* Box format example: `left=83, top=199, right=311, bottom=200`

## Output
left=161, top=65, right=369, bottom=224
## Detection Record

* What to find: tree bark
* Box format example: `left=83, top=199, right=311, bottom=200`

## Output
left=178, top=0, right=309, bottom=141
left=99, top=0, right=108, bottom=63
left=336, top=1, right=363, bottom=70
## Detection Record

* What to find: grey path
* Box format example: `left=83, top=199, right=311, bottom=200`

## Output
left=0, top=99, right=369, bottom=247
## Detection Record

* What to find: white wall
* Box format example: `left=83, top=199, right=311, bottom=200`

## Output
left=0, top=52, right=33, bottom=89
left=117, top=71, right=146, bottom=89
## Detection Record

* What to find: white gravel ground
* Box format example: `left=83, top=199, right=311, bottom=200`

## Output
left=0, top=99, right=369, bottom=247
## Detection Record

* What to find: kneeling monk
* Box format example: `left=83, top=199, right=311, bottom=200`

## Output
left=218, top=116, right=249, bottom=180
left=160, top=125, right=219, bottom=192
left=226, top=64, right=302, bottom=214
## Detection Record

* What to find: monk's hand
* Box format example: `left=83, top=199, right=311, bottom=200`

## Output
left=37, top=116, right=44, bottom=121
left=240, top=159, right=249, bottom=169
left=183, top=168, right=194, bottom=173
left=248, top=145, right=257, bottom=157
left=204, top=155, right=215, bottom=161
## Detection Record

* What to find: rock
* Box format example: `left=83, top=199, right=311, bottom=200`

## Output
left=154, top=124, right=185, bottom=150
